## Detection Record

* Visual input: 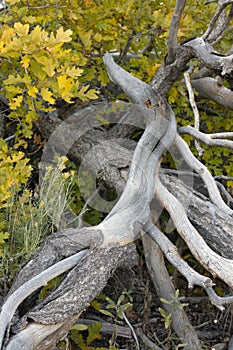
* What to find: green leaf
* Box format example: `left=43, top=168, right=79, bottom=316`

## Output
left=70, top=331, right=84, bottom=347
left=117, top=294, right=125, bottom=305
left=77, top=84, right=99, bottom=101
left=90, top=299, right=102, bottom=311
left=160, top=297, right=171, bottom=305
left=117, top=303, right=132, bottom=319
left=71, top=323, right=88, bottom=331
left=99, top=309, right=114, bottom=318
left=87, top=322, right=102, bottom=344
left=165, top=313, right=172, bottom=329
left=158, top=307, right=168, bottom=318
left=0, top=232, right=9, bottom=244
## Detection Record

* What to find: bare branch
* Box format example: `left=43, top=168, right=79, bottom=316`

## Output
left=119, top=33, right=135, bottom=63
left=166, top=0, right=187, bottom=64
left=145, top=221, right=233, bottom=310
left=184, top=66, right=203, bottom=156
left=154, top=166, right=233, bottom=288
left=104, top=53, right=156, bottom=104
left=0, top=250, right=88, bottom=350
left=215, top=180, right=233, bottom=206
left=203, top=0, right=233, bottom=41
left=135, top=328, right=163, bottom=350
left=150, top=45, right=193, bottom=96
left=100, top=101, right=177, bottom=246
left=175, top=134, right=233, bottom=214
left=179, top=125, right=233, bottom=148
left=6, top=322, right=72, bottom=350
left=184, top=67, right=200, bottom=130
left=191, top=77, right=233, bottom=109
left=184, top=37, right=233, bottom=76
left=145, top=221, right=212, bottom=289
left=210, top=132, right=233, bottom=138
left=161, top=172, right=233, bottom=259
left=142, top=234, right=202, bottom=349
left=122, top=312, right=140, bottom=350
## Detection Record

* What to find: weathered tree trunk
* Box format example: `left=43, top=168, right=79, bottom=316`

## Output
left=1, top=1, right=233, bottom=349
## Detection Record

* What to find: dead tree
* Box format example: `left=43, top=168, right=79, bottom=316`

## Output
left=1, top=1, right=233, bottom=349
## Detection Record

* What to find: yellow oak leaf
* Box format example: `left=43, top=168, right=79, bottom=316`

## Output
left=29, top=26, right=43, bottom=45
left=42, top=59, right=56, bottom=77
left=28, top=86, right=38, bottom=98
left=65, top=66, right=83, bottom=77
left=14, top=22, right=29, bottom=36
left=55, top=27, right=72, bottom=43
left=41, top=88, right=56, bottom=104
left=21, top=56, right=30, bottom=69
left=57, top=75, right=73, bottom=96
left=1, top=27, right=15, bottom=42
left=9, top=95, right=23, bottom=110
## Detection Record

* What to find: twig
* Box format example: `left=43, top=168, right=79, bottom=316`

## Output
left=178, top=125, right=233, bottom=149
left=145, top=221, right=233, bottom=309
left=214, top=175, right=233, bottom=180
left=77, top=188, right=100, bottom=228
left=215, top=180, right=233, bottom=206
left=4, top=135, right=15, bottom=142
left=175, top=134, right=232, bottom=214
left=210, top=132, right=233, bottom=139
left=135, top=328, right=163, bottom=350
left=76, top=318, right=132, bottom=338
left=184, top=66, right=203, bottom=156
left=122, top=312, right=140, bottom=350
left=119, top=33, right=135, bottom=63
left=166, top=0, right=187, bottom=64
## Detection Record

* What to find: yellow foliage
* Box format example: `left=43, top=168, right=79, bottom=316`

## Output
left=7, top=0, right=20, bottom=3
left=41, top=88, right=56, bottom=104
left=42, top=58, right=57, bottom=77
left=14, top=22, right=29, bottom=36
left=0, top=139, right=32, bottom=205
left=0, top=18, right=98, bottom=136
left=65, top=66, right=83, bottom=78
left=9, top=95, right=23, bottom=110
left=55, top=27, right=72, bottom=43
left=0, top=138, right=31, bottom=254
left=21, top=56, right=30, bottom=69
left=57, top=75, right=74, bottom=102
left=28, top=86, right=38, bottom=98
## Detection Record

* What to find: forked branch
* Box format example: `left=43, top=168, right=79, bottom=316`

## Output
left=166, top=0, right=187, bottom=64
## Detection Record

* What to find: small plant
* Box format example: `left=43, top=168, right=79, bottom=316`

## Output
left=158, top=289, right=189, bottom=330
left=69, top=321, right=105, bottom=350
left=99, top=290, right=133, bottom=347
left=66, top=291, right=133, bottom=349
left=100, top=290, right=133, bottom=320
